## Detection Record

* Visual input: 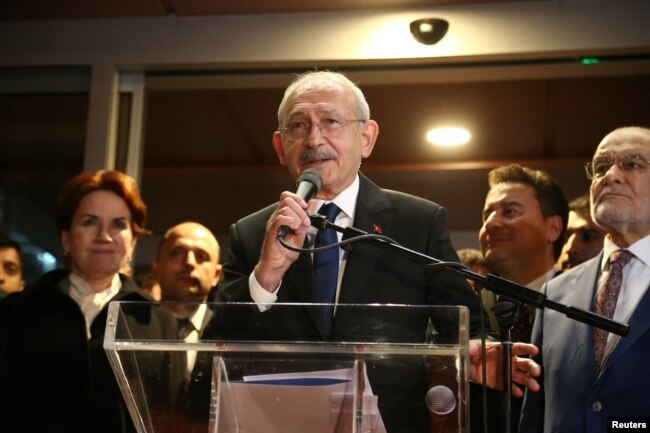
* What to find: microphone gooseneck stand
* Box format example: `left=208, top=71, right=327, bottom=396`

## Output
left=490, top=300, right=519, bottom=433
left=302, top=213, right=629, bottom=337
left=280, top=213, right=630, bottom=433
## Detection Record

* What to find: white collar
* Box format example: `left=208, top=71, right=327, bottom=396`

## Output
left=601, top=234, right=650, bottom=270
left=314, top=174, right=360, bottom=221
left=69, top=272, right=121, bottom=298
left=526, top=267, right=557, bottom=291
left=189, top=302, right=208, bottom=331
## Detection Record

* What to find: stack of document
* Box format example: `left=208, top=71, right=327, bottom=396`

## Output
left=216, top=368, right=386, bottom=433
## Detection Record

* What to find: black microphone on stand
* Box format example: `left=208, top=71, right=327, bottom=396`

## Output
left=426, top=385, right=457, bottom=433
left=278, top=169, right=323, bottom=240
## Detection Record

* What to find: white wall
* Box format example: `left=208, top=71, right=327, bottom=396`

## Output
left=2, top=0, right=649, bottom=69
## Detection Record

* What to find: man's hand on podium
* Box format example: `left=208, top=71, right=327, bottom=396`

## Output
left=468, top=340, right=541, bottom=398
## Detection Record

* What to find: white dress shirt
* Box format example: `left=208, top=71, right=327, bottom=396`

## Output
left=68, top=272, right=121, bottom=339
left=181, top=302, right=208, bottom=374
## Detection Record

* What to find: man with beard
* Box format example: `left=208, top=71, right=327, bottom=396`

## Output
left=519, top=126, right=650, bottom=433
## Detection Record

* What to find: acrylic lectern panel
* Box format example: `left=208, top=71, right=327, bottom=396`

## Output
left=104, top=302, right=469, bottom=433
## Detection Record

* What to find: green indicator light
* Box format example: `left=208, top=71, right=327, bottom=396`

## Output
left=581, top=58, right=600, bottom=65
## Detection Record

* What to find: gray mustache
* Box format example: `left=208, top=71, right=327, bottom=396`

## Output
left=298, top=149, right=338, bottom=164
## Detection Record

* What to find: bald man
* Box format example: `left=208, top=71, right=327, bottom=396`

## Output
left=153, top=222, right=222, bottom=341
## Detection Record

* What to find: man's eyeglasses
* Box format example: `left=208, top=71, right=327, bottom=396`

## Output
left=584, top=153, right=650, bottom=180
left=279, top=118, right=366, bottom=141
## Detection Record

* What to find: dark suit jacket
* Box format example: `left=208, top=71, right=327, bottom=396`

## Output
left=0, top=269, right=184, bottom=433
left=519, top=253, right=650, bottom=433
left=195, top=173, right=482, bottom=432
left=213, top=173, right=480, bottom=337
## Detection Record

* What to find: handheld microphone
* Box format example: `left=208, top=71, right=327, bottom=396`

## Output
left=278, top=169, right=323, bottom=239
left=425, top=385, right=457, bottom=433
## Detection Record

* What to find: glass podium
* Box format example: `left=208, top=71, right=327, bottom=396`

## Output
left=104, top=302, right=469, bottom=433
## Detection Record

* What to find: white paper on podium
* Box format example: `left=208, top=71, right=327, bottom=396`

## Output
left=221, top=368, right=386, bottom=433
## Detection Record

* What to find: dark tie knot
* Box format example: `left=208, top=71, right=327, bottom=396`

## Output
left=315, top=202, right=342, bottom=249
left=318, top=202, right=342, bottom=222
left=177, top=317, right=194, bottom=339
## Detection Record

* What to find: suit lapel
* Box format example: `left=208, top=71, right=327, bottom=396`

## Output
left=286, top=247, right=317, bottom=302
left=338, top=174, right=396, bottom=304
left=558, top=256, right=602, bottom=369
left=582, top=259, right=602, bottom=370
left=573, top=252, right=650, bottom=376
left=602, top=280, right=650, bottom=372
left=201, top=306, right=214, bottom=331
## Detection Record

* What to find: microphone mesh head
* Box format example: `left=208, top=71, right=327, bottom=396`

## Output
left=425, top=385, right=457, bottom=415
left=297, top=168, right=323, bottom=192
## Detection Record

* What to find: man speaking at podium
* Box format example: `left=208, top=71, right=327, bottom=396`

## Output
left=214, top=70, right=483, bottom=341
left=197, top=70, right=539, bottom=432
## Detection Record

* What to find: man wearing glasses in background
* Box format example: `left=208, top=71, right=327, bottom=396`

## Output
left=519, top=126, right=650, bottom=433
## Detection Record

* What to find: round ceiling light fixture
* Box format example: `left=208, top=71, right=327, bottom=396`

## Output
left=426, top=127, right=471, bottom=146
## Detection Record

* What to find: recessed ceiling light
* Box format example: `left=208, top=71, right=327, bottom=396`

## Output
left=426, top=127, right=471, bottom=146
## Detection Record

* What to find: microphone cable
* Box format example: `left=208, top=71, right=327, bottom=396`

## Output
left=278, top=229, right=396, bottom=254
